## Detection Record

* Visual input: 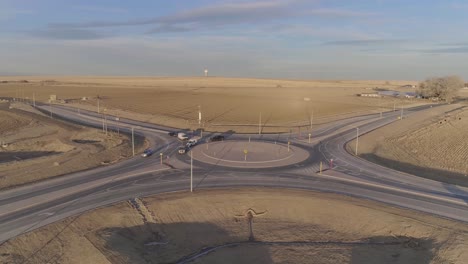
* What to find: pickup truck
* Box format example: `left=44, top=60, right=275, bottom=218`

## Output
left=186, top=136, right=201, bottom=148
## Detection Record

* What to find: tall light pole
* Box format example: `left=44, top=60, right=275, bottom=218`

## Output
left=355, top=127, right=359, bottom=156
left=310, top=110, right=314, bottom=130
left=258, top=112, right=262, bottom=135
left=102, top=115, right=105, bottom=133
left=104, top=114, right=108, bottom=135
left=379, top=95, right=382, bottom=118
left=190, top=151, right=193, bottom=192
left=198, top=105, right=201, bottom=126
left=131, top=127, right=135, bottom=157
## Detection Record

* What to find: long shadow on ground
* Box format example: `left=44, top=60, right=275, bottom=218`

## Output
left=360, top=153, right=468, bottom=204
left=0, top=151, right=61, bottom=164
left=360, top=153, right=468, bottom=188
left=99, top=224, right=435, bottom=264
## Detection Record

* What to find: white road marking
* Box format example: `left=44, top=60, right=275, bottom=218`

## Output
left=38, top=212, right=55, bottom=216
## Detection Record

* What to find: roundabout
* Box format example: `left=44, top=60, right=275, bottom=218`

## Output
left=190, top=140, right=310, bottom=168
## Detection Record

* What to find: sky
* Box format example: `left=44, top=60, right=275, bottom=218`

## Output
left=1, top=0, right=468, bottom=80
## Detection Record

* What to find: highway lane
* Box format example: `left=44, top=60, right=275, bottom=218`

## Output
left=1, top=102, right=468, bottom=243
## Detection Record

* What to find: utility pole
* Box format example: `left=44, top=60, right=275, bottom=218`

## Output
left=102, top=115, right=105, bottom=133
left=378, top=95, right=383, bottom=118
left=32, top=93, right=36, bottom=107
left=310, top=110, right=314, bottom=130
left=104, top=114, right=108, bottom=135
left=190, top=151, right=193, bottom=192
left=258, top=112, right=262, bottom=135
left=355, top=127, right=359, bottom=156
left=131, top=127, right=135, bottom=157
left=198, top=105, right=201, bottom=126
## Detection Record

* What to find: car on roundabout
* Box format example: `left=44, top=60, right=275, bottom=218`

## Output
left=209, top=135, right=224, bottom=142
left=178, top=146, right=188, bottom=154
left=141, top=148, right=154, bottom=157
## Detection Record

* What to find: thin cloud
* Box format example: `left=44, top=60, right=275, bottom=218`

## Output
left=147, top=24, right=195, bottom=34
left=305, top=8, right=376, bottom=18
left=51, top=1, right=295, bottom=28
left=73, top=5, right=127, bottom=14
left=0, top=8, right=33, bottom=20
left=48, top=0, right=373, bottom=35
left=421, top=46, right=468, bottom=54
left=30, top=28, right=105, bottom=40
left=323, top=39, right=404, bottom=46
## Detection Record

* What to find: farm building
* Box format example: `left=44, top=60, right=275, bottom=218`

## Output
left=359, top=93, right=380, bottom=97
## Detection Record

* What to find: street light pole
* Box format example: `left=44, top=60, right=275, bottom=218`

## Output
left=104, top=114, right=108, bottom=135
left=131, top=127, right=135, bottom=157
left=310, top=110, right=313, bottom=130
left=190, top=151, right=193, bottom=192
left=355, top=127, right=359, bottom=156
left=102, top=115, right=105, bottom=133
left=258, top=112, right=262, bottom=135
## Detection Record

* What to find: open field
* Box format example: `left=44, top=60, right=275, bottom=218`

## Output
left=347, top=103, right=468, bottom=186
left=1, top=188, right=467, bottom=264
left=0, top=102, right=145, bottom=189
left=0, top=77, right=424, bottom=133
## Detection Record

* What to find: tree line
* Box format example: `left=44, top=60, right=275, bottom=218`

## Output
left=418, top=75, right=465, bottom=103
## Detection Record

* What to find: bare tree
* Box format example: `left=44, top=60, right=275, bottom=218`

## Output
left=418, top=76, right=464, bottom=103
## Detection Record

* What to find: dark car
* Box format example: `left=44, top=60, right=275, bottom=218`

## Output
left=168, top=131, right=178, bottom=137
left=210, top=135, right=224, bottom=142
left=141, top=149, right=154, bottom=157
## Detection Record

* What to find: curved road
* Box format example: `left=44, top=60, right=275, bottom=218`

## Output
left=1, top=102, right=468, bottom=243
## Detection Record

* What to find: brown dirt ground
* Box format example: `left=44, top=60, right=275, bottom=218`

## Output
left=0, top=188, right=467, bottom=264
left=0, top=102, right=145, bottom=189
left=0, top=77, right=424, bottom=133
left=347, top=103, right=468, bottom=186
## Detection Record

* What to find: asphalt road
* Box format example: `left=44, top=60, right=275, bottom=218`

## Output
left=1, top=102, right=468, bottom=243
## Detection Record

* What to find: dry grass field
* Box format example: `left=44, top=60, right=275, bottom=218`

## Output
left=348, top=103, right=468, bottom=186
left=1, top=188, right=467, bottom=264
left=0, top=77, right=422, bottom=133
left=0, top=102, right=145, bottom=189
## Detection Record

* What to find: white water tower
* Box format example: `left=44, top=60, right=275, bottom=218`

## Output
left=204, top=69, right=208, bottom=77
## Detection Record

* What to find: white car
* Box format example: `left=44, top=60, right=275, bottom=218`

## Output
left=178, top=146, right=187, bottom=154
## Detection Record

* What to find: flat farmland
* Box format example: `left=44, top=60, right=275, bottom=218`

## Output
left=0, top=77, right=422, bottom=132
